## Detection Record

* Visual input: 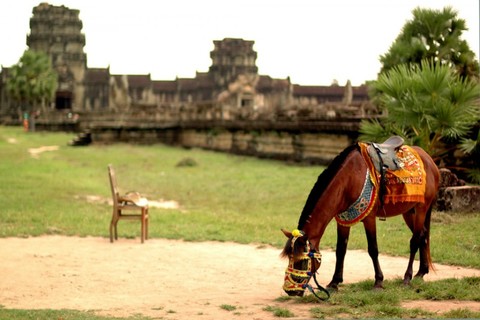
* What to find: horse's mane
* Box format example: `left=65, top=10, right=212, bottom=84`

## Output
left=297, top=143, right=359, bottom=229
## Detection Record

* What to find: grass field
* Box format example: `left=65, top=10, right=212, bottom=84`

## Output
left=1, top=125, right=479, bottom=267
left=1, top=125, right=479, bottom=319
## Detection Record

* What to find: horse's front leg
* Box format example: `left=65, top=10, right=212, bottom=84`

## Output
left=327, top=224, right=350, bottom=290
left=363, top=215, right=384, bottom=289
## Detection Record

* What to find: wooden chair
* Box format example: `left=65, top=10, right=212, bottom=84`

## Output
left=108, top=164, right=149, bottom=243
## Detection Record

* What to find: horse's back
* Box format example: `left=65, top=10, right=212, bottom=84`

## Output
left=412, top=146, right=440, bottom=202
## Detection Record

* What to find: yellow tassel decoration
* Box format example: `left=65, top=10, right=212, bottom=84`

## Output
left=292, top=229, right=302, bottom=237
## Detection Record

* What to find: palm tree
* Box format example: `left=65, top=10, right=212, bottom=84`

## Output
left=6, top=50, right=58, bottom=114
left=360, top=60, right=480, bottom=181
left=380, top=6, right=479, bottom=80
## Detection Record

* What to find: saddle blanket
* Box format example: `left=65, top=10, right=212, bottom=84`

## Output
left=336, top=169, right=378, bottom=226
left=360, top=142, right=426, bottom=204
left=336, top=143, right=426, bottom=226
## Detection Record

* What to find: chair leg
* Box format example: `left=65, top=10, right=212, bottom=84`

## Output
left=110, top=220, right=119, bottom=242
left=111, top=207, right=148, bottom=243
left=110, top=209, right=116, bottom=243
left=140, top=208, right=146, bottom=243
left=109, top=221, right=114, bottom=243
left=145, top=208, right=149, bottom=240
left=146, top=217, right=149, bottom=240
left=114, top=210, right=120, bottom=241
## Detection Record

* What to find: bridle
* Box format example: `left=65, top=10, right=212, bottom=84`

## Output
left=283, top=230, right=330, bottom=301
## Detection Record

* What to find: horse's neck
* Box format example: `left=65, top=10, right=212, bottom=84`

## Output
left=304, top=151, right=366, bottom=246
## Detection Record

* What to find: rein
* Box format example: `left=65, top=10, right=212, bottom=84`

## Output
left=283, top=231, right=330, bottom=301
left=308, top=266, right=331, bottom=301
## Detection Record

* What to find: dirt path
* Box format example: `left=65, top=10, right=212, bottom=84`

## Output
left=1, top=236, right=479, bottom=319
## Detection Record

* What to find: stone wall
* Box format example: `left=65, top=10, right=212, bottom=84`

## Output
left=90, top=125, right=357, bottom=164
left=178, top=128, right=354, bottom=163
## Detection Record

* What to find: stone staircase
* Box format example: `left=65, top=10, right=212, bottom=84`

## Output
left=68, top=131, right=92, bottom=146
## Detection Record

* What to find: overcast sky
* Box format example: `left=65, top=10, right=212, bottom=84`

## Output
left=0, top=0, right=478, bottom=86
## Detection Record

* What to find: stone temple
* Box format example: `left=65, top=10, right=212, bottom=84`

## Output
left=0, top=2, right=371, bottom=119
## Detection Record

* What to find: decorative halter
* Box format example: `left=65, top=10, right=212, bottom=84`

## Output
left=283, top=229, right=330, bottom=301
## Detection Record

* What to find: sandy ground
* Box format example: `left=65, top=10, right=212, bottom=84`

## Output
left=1, top=236, right=479, bottom=319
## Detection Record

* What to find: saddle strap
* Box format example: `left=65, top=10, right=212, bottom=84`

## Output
left=371, top=147, right=385, bottom=197
left=372, top=145, right=388, bottom=221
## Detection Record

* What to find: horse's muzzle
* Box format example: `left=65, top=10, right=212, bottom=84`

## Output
left=284, top=288, right=305, bottom=297
left=283, top=277, right=307, bottom=296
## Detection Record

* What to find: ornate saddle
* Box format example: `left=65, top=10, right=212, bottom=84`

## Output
left=367, top=136, right=405, bottom=173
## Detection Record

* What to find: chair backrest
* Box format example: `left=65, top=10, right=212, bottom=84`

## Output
left=108, top=164, right=120, bottom=204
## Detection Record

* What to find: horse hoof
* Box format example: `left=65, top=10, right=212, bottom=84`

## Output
left=327, top=283, right=339, bottom=291
left=373, top=283, right=384, bottom=290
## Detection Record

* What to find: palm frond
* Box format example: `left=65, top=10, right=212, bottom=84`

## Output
left=460, top=132, right=480, bottom=154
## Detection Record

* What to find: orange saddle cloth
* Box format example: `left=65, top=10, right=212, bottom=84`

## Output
left=359, top=143, right=426, bottom=204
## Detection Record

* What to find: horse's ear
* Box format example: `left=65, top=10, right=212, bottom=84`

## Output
left=281, top=228, right=292, bottom=238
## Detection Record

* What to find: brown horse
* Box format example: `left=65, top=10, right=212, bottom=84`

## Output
left=281, top=139, right=440, bottom=297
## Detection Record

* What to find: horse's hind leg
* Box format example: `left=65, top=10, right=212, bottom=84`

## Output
left=327, top=224, right=350, bottom=290
left=402, top=210, right=415, bottom=284
left=362, top=215, right=384, bottom=289
left=402, top=206, right=431, bottom=285
left=415, top=204, right=434, bottom=278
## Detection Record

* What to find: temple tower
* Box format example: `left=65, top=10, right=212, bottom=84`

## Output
left=27, top=3, right=87, bottom=110
left=208, top=38, right=258, bottom=94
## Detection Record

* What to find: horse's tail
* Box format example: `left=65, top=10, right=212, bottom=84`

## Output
left=424, top=203, right=435, bottom=272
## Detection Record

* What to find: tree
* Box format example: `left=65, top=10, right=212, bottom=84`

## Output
left=380, top=6, right=479, bottom=80
left=364, top=6, right=480, bottom=183
left=360, top=60, right=480, bottom=182
left=6, top=50, right=58, bottom=114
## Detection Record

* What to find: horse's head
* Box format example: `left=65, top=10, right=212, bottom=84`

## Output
left=280, top=229, right=322, bottom=297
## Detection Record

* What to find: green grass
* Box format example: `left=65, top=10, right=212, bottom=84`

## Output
left=0, top=126, right=324, bottom=244
left=1, top=125, right=480, bottom=319
left=2, top=125, right=478, bottom=267
left=0, top=307, right=151, bottom=320
left=282, top=277, right=480, bottom=319
left=263, top=305, right=295, bottom=317
left=219, top=304, right=236, bottom=311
